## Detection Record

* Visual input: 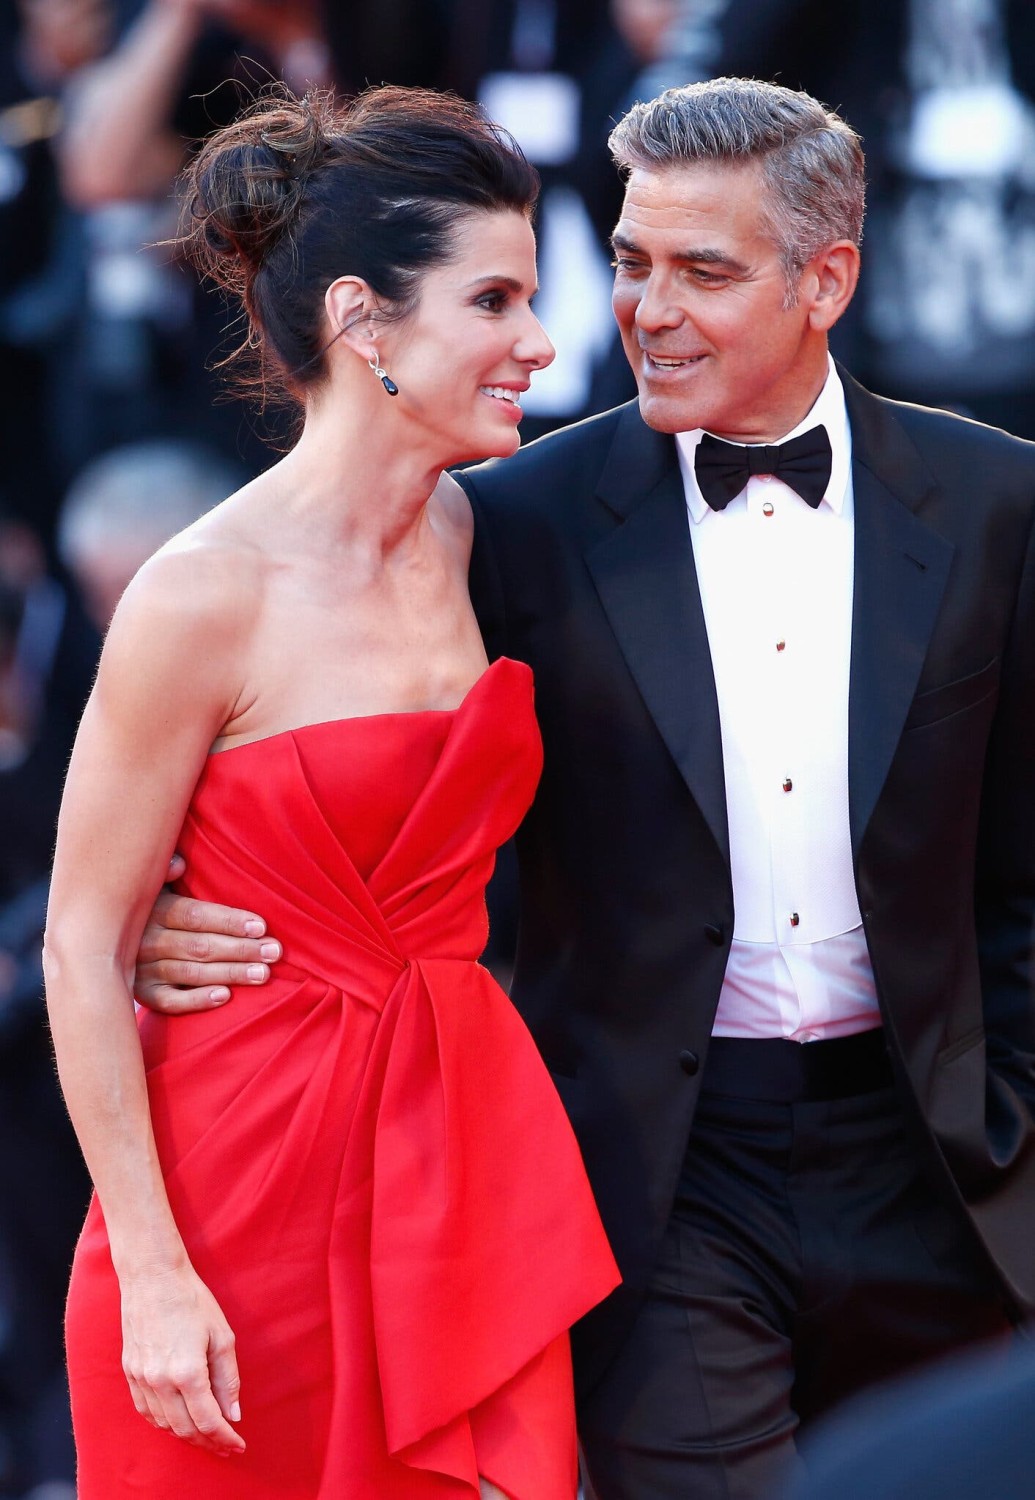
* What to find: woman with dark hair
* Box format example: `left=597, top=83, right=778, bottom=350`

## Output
left=43, top=84, right=618, bottom=1499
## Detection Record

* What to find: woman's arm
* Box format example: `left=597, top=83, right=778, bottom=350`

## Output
left=58, top=0, right=207, bottom=207
left=44, top=538, right=251, bottom=1454
left=58, top=0, right=331, bottom=209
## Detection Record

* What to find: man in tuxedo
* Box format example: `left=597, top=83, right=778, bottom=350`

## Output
left=134, top=79, right=1035, bottom=1498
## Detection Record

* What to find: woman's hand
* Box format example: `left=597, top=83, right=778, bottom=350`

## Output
left=120, top=1262, right=245, bottom=1456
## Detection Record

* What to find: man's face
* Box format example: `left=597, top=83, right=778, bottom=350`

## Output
left=611, top=161, right=831, bottom=443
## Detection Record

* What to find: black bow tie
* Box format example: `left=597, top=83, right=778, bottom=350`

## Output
left=694, top=425, right=832, bottom=511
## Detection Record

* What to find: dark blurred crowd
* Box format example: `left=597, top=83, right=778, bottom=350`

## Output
left=1, top=1, right=1034, bottom=1495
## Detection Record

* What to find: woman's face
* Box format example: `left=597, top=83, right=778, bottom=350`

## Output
left=382, top=210, right=555, bottom=467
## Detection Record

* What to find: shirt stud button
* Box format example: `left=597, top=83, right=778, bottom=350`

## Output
left=776, top=639, right=786, bottom=652
left=762, top=501, right=775, bottom=516
left=782, top=777, right=793, bottom=792
left=790, top=912, right=800, bottom=928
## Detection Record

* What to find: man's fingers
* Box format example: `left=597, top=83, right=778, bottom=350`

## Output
left=133, top=982, right=234, bottom=1014
left=133, top=951, right=280, bottom=1012
left=137, top=926, right=281, bottom=967
left=151, top=889, right=270, bottom=940
left=139, top=958, right=274, bottom=989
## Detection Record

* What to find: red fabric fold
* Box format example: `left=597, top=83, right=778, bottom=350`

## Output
left=369, top=958, right=616, bottom=1465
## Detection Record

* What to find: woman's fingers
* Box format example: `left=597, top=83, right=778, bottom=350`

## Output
left=208, top=1323, right=243, bottom=1427
left=121, top=1273, right=246, bottom=1454
left=179, top=1370, right=246, bottom=1454
left=126, top=1370, right=166, bottom=1432
left=134, top=1379, right=244, bottom=1455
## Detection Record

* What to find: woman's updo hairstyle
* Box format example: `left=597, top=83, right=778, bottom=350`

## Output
left=178, top=84, right=541, bottom=407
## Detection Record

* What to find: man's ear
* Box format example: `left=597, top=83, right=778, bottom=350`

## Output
left=804, top=242, right=860, bottom=333
left=324, top=276, right=378, bottom=356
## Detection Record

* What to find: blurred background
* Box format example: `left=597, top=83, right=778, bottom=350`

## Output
left=1, top=2, right=1033, bottom=1494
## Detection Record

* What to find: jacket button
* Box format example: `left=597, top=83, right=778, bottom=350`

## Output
left=704, top=923, right=725, bottom=946
left=679, top=1049, right=700, bottom=1076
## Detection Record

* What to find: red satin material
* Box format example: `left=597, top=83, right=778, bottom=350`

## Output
left=66, top=658, right=619, bottom=1497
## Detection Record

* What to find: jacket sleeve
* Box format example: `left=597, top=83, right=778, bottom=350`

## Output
left=458, top=469, right=511, bottom=664
left=975, top=498, right=1035, bottom=1111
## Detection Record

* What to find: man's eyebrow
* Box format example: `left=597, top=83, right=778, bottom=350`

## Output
left=609, top=232, right=750, bottom=275
left=610, top=232, right=644, bottom=256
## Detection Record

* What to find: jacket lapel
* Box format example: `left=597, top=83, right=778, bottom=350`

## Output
left=581, top=379, right=956, bottom=868
left=584, top=405, right=729, bottom=863
left=843, top=373, right=956, bottom=851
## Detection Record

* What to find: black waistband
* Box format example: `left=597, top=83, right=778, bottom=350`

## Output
left=701, top=1029, right=893, bottom=1103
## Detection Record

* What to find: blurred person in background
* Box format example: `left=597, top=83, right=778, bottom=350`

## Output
left=0, top=506, right=92, bottom=908
left=0, top=0, right=115, bottom=544
left=55, top=436, right=246, bottom=633
left=53, top=0, right=331, bottom=482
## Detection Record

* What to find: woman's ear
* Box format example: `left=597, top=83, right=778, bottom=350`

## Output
left=324, top=276, right=377, bottom=357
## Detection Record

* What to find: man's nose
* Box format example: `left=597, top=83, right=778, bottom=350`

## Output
left=635, top=273, right=684, bottom=332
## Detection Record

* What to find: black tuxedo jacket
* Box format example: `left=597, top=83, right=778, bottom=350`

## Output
left=459, top=371, right=1035, bottom=1391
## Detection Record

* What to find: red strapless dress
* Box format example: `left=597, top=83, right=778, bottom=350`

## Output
left=66, top=658, right=618, bottom=1498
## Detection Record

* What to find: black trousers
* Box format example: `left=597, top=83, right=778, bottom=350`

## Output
left=578, top=1034, right=1011, bottom=1500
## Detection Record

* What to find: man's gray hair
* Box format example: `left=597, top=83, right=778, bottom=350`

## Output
left=57, top=439, right=245, bottom=568
left=608, top=77, right=865, bottom=297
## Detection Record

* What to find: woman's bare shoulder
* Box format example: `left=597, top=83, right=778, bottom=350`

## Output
left=117, top=473, right=281, bottom=629
left=95, top=499, right=275, bottom=745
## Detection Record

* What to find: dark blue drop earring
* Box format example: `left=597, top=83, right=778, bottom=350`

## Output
left=368, top=351, right=399, bottom=396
